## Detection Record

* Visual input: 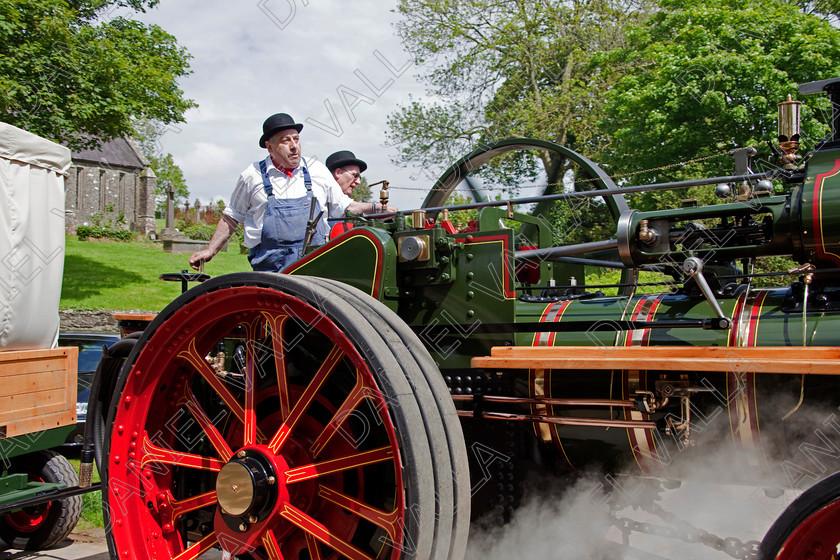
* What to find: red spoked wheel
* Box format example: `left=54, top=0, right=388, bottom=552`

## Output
left=759, top=471, right=840, bottom=560
left=103, top=273, right=466, bottom=560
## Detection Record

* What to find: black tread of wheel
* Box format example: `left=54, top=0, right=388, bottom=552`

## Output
left=0, top=450, right=82, bottom=550
left=103, top=272, right=439, bottom=560
left=307, top=277, right=470, bottom=560
left=305, top=277, right=460, bottom=560
left=271, top=274, right=438, bottom=560
left=759, top=471, right=840, bottom=560
left=90, top=334, right=138, bottom=471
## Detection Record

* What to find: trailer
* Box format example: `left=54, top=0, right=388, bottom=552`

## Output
left=0, top=122, right=87, bottom=550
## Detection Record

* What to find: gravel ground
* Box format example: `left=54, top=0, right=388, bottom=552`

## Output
left=0, top=529, right=108, bottom=560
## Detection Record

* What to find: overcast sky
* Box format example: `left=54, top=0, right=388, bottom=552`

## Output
left=128, top=0, right=433, bottom=209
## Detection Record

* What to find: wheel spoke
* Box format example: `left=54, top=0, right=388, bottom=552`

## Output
left=241, top=317, right=263, bottom=447
left=179, top=386, right=233, bottom=463
left=179, top=339, right=248, bottom=424
left=264, top=313, right=292, bottom=422
left=261, top=529, right=285, bottom=560
left=280, top=503, right=375, bottom=560
left=268, top=344, right=345, bottom=454
left=178, top=338, right=267, bottom=443
left=309, top=376, right=371, bottom=458
left=305, top=532, right=325, bottom=560
left=283, top=446, right=394, bottom=484
left=169, top=490, right=219, bottom=524
left=138, top=433, right=224, bottom=472
left=171, top=531, right=218, bottom=560
left=318, top=484, right=401, bottom=541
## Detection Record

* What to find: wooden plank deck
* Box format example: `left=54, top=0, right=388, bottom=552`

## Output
left=471, top=346, right=839, bottom=375
left=0, top=347, right=78, bottom=438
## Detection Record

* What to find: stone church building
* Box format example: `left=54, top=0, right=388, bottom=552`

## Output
left=64, top=137, right=157, bottom=236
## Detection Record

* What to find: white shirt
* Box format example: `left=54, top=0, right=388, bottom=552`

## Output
left=223, top=156, right=352, bottom=248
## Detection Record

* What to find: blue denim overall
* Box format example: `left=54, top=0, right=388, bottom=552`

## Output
left=248, top=158, right=328, bottom=272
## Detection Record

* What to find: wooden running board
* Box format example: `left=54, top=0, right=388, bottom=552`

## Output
left=471, top=346, right=840, bottom=375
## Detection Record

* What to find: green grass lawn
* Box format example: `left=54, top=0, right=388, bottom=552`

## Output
left=62, top=237, right=250, bottom=311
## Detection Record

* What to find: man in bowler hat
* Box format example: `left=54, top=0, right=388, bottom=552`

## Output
left=327, top=150, right=367, bottom=197
left=189, top=113, right=395, bottom=273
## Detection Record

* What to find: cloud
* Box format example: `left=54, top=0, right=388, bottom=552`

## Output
left=174, top=142, right=237, bottom=179
left=133, top=0, right=431, bottom=211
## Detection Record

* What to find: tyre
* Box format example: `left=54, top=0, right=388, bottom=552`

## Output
left=103, top=272, right=467, bottom=560
left=759, top=471, right=840, bottom=560
left=0, top=450, right=82, bottom=550
left=305, top=277, right=471, bottom=560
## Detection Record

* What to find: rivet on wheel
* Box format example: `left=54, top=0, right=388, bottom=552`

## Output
left=267, top=476, right=276, bottom=485
left=239, top=523, right=248, bottom=532
left=248, top=515, right=258, bottom=524
left=238, top=450, right=247, bottom=459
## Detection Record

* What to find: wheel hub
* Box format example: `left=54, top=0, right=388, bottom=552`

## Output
left=216, top=450, right=277, bottom=522
left=216, top=462, right=256, bottom=516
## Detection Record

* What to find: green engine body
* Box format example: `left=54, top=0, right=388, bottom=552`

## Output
left=284, top=85, right=840, bottom=515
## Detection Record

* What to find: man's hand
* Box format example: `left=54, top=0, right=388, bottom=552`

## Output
left=189, top=247, right=214, bottom=271
left=188, top=214, right=239, bottom=271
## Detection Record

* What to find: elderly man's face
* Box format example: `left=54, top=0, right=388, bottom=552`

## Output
left=333, top=165, right=362, bottom=196
left=265, top=128, right=301, bottom=169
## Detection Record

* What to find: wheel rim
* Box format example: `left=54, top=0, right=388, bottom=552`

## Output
left=106, top=285, right=406, bottom=560
left=3, top=474, right=51, bottom=533
left=772, top=500, right=840, bottom=560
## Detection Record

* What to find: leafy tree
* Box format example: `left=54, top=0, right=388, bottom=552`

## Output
left=388, top=0, right=650, bottom=242
left=351, top=177, right=372, bottom=202
left=599, top=0, right=840, bottom=211
left=134, top=118, right=189, bottom=213
left=148, top=153, right=188, bottom=214
left=794, top=0, right=840, bottom=21
left=0, top=0, right=195, bottom=148
left=389, top=0, right=647, bottom=178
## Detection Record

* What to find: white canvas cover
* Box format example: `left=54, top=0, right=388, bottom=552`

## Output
left=0, top=122, right=70, bottom=350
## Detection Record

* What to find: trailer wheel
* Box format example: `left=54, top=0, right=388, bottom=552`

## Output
left=103, top=273, right=459, bottom=560
left=759, top=471, right=840, bottom=560
left=0, top=450, right=82, bottom=550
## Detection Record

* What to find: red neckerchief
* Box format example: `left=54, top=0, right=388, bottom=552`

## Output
left=270, top=158, right=296, bottom=178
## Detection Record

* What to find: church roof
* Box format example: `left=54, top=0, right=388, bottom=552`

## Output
left=71, top=136, right=148, bottom=170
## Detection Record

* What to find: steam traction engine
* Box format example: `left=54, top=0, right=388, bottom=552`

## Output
left=96, top=78, right=840, bottom=559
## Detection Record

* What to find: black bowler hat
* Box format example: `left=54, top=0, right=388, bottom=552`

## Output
left=258, top=113, right=303, bottom=148
left=326, top=150, right=367, bottom=174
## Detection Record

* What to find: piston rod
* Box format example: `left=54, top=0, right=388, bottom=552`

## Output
left=457, top=410, right=656, bottom=429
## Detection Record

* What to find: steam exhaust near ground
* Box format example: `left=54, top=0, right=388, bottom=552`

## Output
left=465, top=405, right=840, bottom=560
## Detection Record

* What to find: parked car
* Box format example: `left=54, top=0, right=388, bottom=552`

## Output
left=58, top=333, right=121, bottom=445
